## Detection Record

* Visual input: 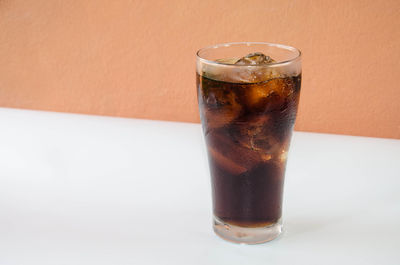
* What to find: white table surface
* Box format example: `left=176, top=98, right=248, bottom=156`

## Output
left=0, top=107, right=399, bottom=265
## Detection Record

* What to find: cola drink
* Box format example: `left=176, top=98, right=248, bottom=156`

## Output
left=196, top=43, right=302, bottom=244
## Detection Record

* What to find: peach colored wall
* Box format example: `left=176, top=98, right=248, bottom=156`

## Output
left=0, top=0, right=399, bottom=138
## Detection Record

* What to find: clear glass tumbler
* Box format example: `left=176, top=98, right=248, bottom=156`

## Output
left=196, top=42, right=301, bottom=244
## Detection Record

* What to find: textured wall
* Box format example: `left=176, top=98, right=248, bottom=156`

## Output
left=0, top=0, right=399, bottom=138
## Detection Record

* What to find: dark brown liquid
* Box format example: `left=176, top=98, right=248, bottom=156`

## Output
left=197, top=73, right=301, bottom=227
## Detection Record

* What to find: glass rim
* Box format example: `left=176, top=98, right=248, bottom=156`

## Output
left=196, top=42, right=301, bottom=67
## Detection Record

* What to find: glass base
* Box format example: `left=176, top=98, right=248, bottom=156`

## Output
left=213, top=216, right=282, bottom=244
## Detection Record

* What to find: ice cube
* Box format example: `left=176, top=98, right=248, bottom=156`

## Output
left=207, top=146, right=247, bottom=175
left=252, top=134, right=281, bottom=157
left=232, top=114, right=283, bottom=160
left=244, top=78, right=295, bottom=112
left=228, top=53, right=279, bottom=83
left=233, top=115, right=270, bottom=149
left=264, top=77, right=294, bottom=98
left=206, top=129, right=264, bottom=175
left=244, top=84, right=271, bottom=111
left=235, top=52, right=276, bottom=65
left=202, top=53, right=278, bottom=84
left=204, top=107, right=240, bottom=130
left=215, top=57, right=240, bottom=65
left=199, top=77, right=242, bottom=130
left=203, top=89, right=242, bottom=129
